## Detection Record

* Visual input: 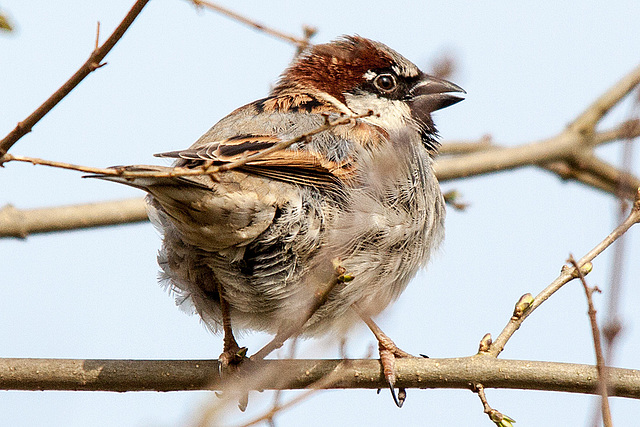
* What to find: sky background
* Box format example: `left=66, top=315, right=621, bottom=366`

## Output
left=1, top=1, right=639, bottom=426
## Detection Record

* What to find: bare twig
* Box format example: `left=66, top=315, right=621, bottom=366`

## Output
left=488, top=188, right=640, bottom=357
left=189, top=0, right=311, bottom=50
left=438, top=119, right=640, bottom=157
left=294, top=25, right=317, bottom=57
left=1, top=357, right=639, bottom=398
left=232, top=361, right=349, bottom=427
left=473, top=383, right=516, bottom=427
left=0, top=112, right=373, bottom=180
left=2, top=63, right=639, bottom=236
left=0, top=153, right=135, bottom=176
left=604, top=95, right=640, bottom=357
left=94, top=22, right=100, bottom=50
left=251, top=260, right=352, bottom=360
left=439, top=135, right=493, bottom=155
left=568, top=255, right=612, bottom=427
left=569, top=63, right=640, bottom=135
left=595, top=118, right=640, bottom=145
left=216, top=112, right=373, bottom=174
left=437, top=119, right=640, bottom=199
left=435, top=64, right=640, bottom=200
left=0, top=0, right=150, bottom=157
left=594, top=90, right=640, bottom=427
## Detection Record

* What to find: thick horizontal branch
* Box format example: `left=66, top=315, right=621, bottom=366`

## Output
left=0, top=198, right=147, bottom=238
left=0, top=357, right=638, bottom=399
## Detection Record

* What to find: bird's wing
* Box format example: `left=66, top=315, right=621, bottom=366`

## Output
left=155, top=133, right=356, bottom=188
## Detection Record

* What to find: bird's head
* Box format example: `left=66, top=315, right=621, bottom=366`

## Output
left=273, top=35, right=465, bottom=150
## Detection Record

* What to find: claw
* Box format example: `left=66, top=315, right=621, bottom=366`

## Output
left=388, top=383, right=399, bottom=406
left=218, top=345, right=250, bottom=410
left=353, top=305, right=415, bottom=408
left=387, top=381, right=406, bottom=408
left=379, top=345, right=407, bottom=407
left=397, top=388, right=407, bottom=407
left=238, top=392, right=249, bottom=412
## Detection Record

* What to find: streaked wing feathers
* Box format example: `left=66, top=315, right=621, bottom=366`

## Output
left=156, top=134, right=355, bottom=187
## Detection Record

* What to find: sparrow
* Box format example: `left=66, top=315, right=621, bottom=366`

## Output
left=92, top=35, right=464, bottom=406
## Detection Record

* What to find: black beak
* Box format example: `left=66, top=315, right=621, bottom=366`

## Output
left=408, top=74, right=465, bottom=114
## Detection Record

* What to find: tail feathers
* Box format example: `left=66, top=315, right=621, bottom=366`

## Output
left=84, top=165, right=210, bottom=191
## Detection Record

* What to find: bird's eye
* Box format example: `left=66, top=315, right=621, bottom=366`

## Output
left=373, top=74, right=397, bottom=92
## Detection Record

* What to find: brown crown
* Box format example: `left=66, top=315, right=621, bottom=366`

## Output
left=273, top=36, right=396, bottom=104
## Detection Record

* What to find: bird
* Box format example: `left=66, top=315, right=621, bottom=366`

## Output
left=90, top=35, right=464, bottom=407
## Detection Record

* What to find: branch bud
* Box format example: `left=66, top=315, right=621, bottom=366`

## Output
left=489, top=410, right=516, bottom=427
left=512, top=293, right=534, bottom=320
left=478, top=333, right=492, bottom=353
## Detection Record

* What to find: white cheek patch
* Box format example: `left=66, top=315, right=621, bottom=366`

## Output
left=344, top=93, right=412, bottom=131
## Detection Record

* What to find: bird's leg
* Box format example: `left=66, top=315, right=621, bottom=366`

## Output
left=217, top=281, right=247, bottom=368
left=353, top=303, right=413, bottom=408
left=215, top=282, right=251, bottom=412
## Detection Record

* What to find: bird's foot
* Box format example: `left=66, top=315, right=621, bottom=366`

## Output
left=217, top=344, right=250, bottom=411
left=218, top=344, right=248, bottom=370
left=377, top=335, right=415, bottom=408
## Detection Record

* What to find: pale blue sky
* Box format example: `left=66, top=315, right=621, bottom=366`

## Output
left=1, top=1, right=639, bottom=426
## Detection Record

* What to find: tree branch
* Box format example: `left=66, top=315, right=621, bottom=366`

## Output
left=189, top=0, right=311, bottom=50
left=0, top=198, right=147, bottom=238
left=435, top=65, right=640, bottom=199
left=568, top=255, right=612, bottom=427
left=0, top=0, right=150, bottom=157
left=569, top=63, right=640, bottom=134
left=0, top=112, right=373, bottom=180
left=1, top=66, right=639, bottom=237
left=0, top=357, right=638, bottom=398
left=488, top=188, right=640, bottom=357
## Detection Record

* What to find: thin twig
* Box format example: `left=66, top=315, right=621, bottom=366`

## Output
left=569, top=63, right=640, bottom=134
left=594, top=91, right=640, bottom=427
left=233, top=361, right=349, bottom=427
left=604, top=95, right=640, bottom=356
left=0, top=0, right=150, bottom=157
left=567, top=255, right=612, bottom=427
left=2, top=64, right=640, bottom=235
left=438, top=135, right=493, bottom=155
left=189, top=0, right=310, bottom=49
left=0, top=113, right=373, bottom=180
left=94, top=22, right=100, bottom=50
left=595, top=118, right=640, bottom=145
left=264, top=340, right=300, bottom=425
left=437, top=119, right=640, bottom=157
left=251, top=260, right=351, bottom=361
left=435, top=64, right=640, bottom=197
left=473, top=383, right=516, bottom=427
left=488, top=188, right=640, bottom=357
left=542, top=159, right=639, bottom=198
left=216, top=112, right=373, bottom=173
left=294, top=25, right=317, bottom=57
